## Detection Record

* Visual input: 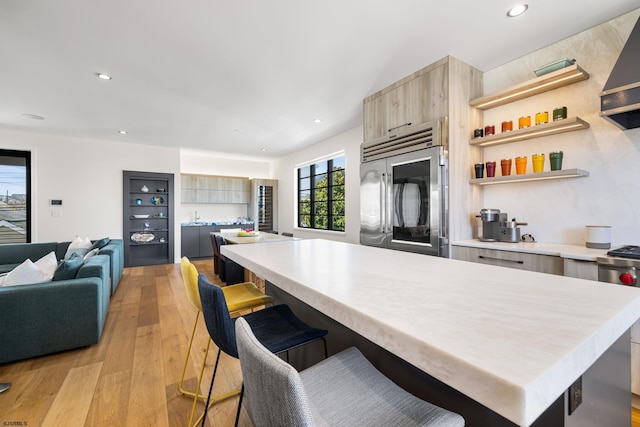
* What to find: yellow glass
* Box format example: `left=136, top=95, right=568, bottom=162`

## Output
left=535, top=111, right=549, bottom=125
left=532, top=153, right=545, bottom=173
left=515, top=156, right=527, bottom=174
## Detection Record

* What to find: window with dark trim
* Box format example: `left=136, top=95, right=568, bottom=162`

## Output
left=297, top=155, right=345, bottom=231
left=0, top=149, right=31, bottom=243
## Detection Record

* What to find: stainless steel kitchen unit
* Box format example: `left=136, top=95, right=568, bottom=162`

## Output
left=360, top=118, right=447, bottom=257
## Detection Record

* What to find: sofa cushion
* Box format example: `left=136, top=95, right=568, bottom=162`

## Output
left=89, top=237, right=111, bottom=251
left=64, top=236, right=92, bottom=259
left=53, top=253, right=85, bottom=281
left=1, top=258, right=53, bottom=287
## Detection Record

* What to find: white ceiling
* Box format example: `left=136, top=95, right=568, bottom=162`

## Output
left=1, top=1, right=638, bottom=159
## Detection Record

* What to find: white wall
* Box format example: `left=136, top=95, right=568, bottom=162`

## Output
left=480, top=9, right=640, bottom=246
left=272, top=125, right=362, bottom=242
left=0, top=128, right=182, bottom=260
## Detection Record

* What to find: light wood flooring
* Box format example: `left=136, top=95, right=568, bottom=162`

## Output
left=1, top=259, right=639, bottom=427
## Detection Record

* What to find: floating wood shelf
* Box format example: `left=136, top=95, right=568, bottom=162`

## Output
left=469, top=117, right=590, bottom=147
left=469, top=168, right=589, bottom=185
left=470, top=64, right=589, bottom=110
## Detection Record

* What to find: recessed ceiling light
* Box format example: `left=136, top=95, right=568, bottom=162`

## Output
left=260, top=148, right=267, bottom=152
left=22, top=113, right=44, bottom=120
left=96, top=73, right=112, bottom=80
left=118, top=130, right=128, bottom=135
left=507, top=4, right=528, bottom=17
left=313, top=118, right=322, bottom=124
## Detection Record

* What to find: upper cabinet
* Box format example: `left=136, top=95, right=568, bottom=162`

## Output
left=363, top=58, right=448, bottom=142
left=181, top=174, right=250, bottom=204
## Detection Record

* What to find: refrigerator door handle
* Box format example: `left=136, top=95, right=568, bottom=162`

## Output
left=386, top=173, right=393, bottom=233
left=380, top=173, right=386, bottom=233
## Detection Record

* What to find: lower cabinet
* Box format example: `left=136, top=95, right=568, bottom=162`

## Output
left=451, top=246, right=563, bottom=275
left=181, top=224, right=254, bottom=259
left=563, top=258, right=598, bottom=281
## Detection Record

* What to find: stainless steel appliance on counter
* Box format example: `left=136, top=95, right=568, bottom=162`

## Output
left=360, top=118, right=447, bottom=257
left=477, top=209, right=527, bottom=243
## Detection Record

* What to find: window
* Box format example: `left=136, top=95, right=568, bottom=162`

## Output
left=0, top=149, right=31, bottom=243
left=297, top=155, right=345, bottom=231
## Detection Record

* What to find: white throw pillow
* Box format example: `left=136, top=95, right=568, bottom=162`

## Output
left=1, top=259, right=52, bottom=287
left=65, top=236, right=92, bottom=259
left=34, top=251, right=58, bottom=278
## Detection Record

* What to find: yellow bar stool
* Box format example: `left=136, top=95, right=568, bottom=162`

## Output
left=178, top=257, right=274, bottom=426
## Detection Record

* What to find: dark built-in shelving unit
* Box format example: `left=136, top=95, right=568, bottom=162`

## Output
left=123, top=170, right=174, bottom=267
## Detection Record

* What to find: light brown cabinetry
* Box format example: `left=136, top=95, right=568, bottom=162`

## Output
left=363, top=58, right=448, bottom=142
left=181, top=174, right=250, bottom=203
left=562, top=258, right=598, bottom=281
left=452, top=246, right=563, bottom=275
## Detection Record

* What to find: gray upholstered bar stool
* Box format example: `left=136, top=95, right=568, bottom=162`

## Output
left=235, top=317, right=465, bottom=427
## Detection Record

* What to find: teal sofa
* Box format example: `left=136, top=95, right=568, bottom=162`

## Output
left=0, top=240, right=121, bottom=364
left=56, top=239, right=124, bottom=294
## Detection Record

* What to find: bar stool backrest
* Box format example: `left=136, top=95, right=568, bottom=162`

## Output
left=235, top=317, right=314, bottom=426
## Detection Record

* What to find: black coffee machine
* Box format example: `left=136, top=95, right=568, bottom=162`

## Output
left=477, top=209, right=527, bottom=242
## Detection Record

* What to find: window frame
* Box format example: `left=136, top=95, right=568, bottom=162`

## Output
left=296, top=154, right=345, bottom=232
left=0, top=149, right=32, bottom=243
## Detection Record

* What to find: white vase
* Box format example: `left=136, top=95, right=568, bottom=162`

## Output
left=140, top=185, right=149, bottom=192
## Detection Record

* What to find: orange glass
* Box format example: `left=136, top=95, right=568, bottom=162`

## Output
left=518, top=116, right=531, bottom=129
left=515, top=156, right=527, bottom=174
left=501, top=159, right=512, bottom=176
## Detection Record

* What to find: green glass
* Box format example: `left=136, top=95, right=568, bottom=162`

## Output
left=549, top=151, right=563, bottom=171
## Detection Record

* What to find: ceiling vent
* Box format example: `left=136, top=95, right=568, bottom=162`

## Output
left=361, top=119, right=443, bottom=162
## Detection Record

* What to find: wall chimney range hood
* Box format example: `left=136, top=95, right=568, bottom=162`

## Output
left=600, top=16, right=640, bottom=130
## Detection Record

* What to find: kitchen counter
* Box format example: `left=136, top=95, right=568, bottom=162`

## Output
left=222, top=239, right=640, bottom=426
left=452, top=239, right=608, bottom=261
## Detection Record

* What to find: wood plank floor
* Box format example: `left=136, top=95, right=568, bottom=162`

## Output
left=1, top=259, right=639, bottom=426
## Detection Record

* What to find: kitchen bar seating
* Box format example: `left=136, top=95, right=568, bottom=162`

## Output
left=235, top=317, right=465, bottom=427
left=178, top=257, right=274, bottom=426
left=197, top=273, right=328, bottom=426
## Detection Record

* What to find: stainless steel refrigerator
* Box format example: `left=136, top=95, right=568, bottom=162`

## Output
left=360, top=119, right=447, bottom=257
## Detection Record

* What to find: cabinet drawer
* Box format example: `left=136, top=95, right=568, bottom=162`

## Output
left=452, top=246, right=563, bottom=275
left=563, top=258, right=598, bottom=281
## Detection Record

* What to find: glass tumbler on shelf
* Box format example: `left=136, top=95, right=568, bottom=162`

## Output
left=549, top=151, right=563, bottom=170
left=518, top=116, right=531, bottom=129
left=535, top=112, right=549, bottom=125
left=486, top=161, right=496, bottom=178
left=501, top=159, right=512, bottom=176
left=515, top=156, right=527, bottom=174
left=532, top=153, right=545, bottom=173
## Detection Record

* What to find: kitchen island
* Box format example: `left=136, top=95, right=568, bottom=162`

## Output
left=222, top=239, right=640, bottom=427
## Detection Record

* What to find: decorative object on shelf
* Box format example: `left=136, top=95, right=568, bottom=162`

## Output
left=469, top=117, right=589, bottom=147
left=474, top=163, right=484, bottom=179
left=151, top=196, right=164, bottom=205
left=515, top=156, right=527, bottom=175
left=532, top=154, right=545, bottom=173
left=484, top=125, right=495, bottom=136
left=131, top=232, right=155, bottom=243
left=159, top=237, right=166, bottom=243
left=549, top=151, right=563, bottom=171
left=157, top=212, right=165, bottom=217
left=534, top=58, right=576, bottom=77
left=473, top=128, right=484, bottom=138
left=501, top=159, right=512, bottom=176
left=133, top=214, right=150, bottom=218
left=140, top=185, right=149, bottom=192
left=501, top=121, right=513, bottom=132
left=535, top=111, right=549, bottom=125
left=135, top=198, right=142, bottom=205
left=156, top=188, right=165, bottom=192
left=553, top=106, right=567, bottom=121
left=518, top=116, right=531, bottom=128
left=485, top=161, right=496, bottom=178
left=143, top=221, right=150, bottom=231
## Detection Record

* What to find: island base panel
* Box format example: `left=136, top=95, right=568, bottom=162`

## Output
left=265, top=282, right=632, bottom=427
